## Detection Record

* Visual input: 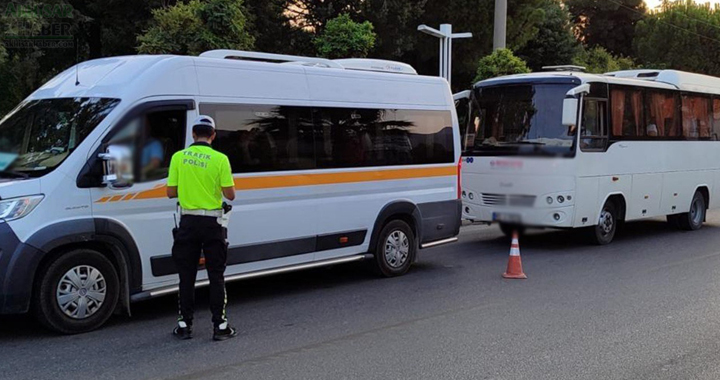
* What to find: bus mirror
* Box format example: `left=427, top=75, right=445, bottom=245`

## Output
left=99, top=145, right=134, bottom=189
left=562, top=98, right=579, bottom=127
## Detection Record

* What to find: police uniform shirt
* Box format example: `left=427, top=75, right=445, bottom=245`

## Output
left=167, top=142, right=234, bottom=210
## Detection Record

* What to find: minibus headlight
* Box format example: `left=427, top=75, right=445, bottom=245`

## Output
left=557, top=195, right=565, bottom=203
left=0, top=195, right=44, bottom=222
left=546, top=196, right=553, bottom=205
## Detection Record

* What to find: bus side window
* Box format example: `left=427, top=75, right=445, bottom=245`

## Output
left=580, top=99, right=607, bottom=151
left=712, top=98, right=720, bottom=141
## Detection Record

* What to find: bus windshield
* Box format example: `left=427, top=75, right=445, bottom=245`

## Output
left=466, top=83, right=576, bottom=157
left=0, top=98, right=120, bottom=178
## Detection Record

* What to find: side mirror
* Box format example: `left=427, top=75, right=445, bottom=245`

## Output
left=562, top=83, right=591, bottom=127
left=562, top=98, right=579, bottom=127
left=99, top=145, right=134, bottom=189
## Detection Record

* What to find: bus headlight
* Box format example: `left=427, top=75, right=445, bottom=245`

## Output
left=546, top=196, right=553, bottom=205
left=0, top=195, right=44, bottom=221
left=557, top=195, right=565, bottom=203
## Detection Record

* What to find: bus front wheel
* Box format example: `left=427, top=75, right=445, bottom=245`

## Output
left=589, top=201, right=618, bottom=245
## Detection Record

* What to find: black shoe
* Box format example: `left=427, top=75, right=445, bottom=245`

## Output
left=213, top=325, right=238, bottom=341
left=173, top=324, right=193, bottom=340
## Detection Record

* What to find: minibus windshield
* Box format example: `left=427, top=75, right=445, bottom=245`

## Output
left=465, top=83, right=575, bottom=157
left=0, top=97, right=120, bottom=178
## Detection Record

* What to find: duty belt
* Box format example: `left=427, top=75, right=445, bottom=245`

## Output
left=181, top=209, right=223, bottom=217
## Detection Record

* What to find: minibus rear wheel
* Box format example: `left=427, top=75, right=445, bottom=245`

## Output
left=34, top=248, right=120, bottom=334
left=372, top=219, right=416, bottom=277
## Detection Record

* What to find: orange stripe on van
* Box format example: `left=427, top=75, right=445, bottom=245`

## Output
left=234, top=166, right=456, bottom=190
left=97, top=166, right=456, bottom=202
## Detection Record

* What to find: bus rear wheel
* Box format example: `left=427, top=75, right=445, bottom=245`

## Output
left=589, top=201, right=618, bottom=245
left=372, top=220, right=416, bottom=277
left=34, top=249, right=120, bottom=334
left=677, top=191, right=706, bottom=231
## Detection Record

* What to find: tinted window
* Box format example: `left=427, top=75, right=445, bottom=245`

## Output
left=681, top=94, right=711, bottom=140
left=314, top=108, right=454, bottom=168
left=201, top=104, right=315, bottom=173
left=580, top=99, right=607, bottom=151
left=712, top=98, right=720, bottom=140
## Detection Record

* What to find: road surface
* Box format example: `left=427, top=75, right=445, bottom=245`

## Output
left=4, top=213, right=720, bottom=379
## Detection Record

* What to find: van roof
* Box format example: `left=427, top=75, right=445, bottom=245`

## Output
left=30, top=52, right=445, bottom=104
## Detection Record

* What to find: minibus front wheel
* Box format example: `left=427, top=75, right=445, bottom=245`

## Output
left=34, top=248, right=120, bottom=334
left=372, top=219, right=416, bottom=277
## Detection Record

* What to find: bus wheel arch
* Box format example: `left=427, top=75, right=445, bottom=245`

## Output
left=589, top=194, right=626, bottom=245
left=368, top=201, right=422, bottom=276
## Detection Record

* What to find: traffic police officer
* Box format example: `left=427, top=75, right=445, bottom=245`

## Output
left=166, top=115, right=237, bottom=341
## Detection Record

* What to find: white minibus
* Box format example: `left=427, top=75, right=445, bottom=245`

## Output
left=0, top=50, right=462, bottom=333
left=457, top=67, right=720, bottom=245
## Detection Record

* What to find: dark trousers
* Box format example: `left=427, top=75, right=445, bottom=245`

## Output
left=172, top=215, right=228, bottom=327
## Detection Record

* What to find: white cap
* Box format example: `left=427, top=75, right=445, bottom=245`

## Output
left=192, top=115, right=216, bottom=129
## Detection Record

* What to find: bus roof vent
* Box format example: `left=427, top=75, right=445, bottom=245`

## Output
left=199, top=50, right=418, bottom=75
left=333, top=59, right=418, bottom=75
left=541, top=65, right=586, bottom=72
left=199, top=50, right=345, bottom=69
left=604, top=69, right=661, bottom=79
left=654, top=70, right=720, bottom=93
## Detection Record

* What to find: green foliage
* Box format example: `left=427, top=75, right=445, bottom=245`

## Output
left=572, top=46, right=635, bottom=74
left=516, top=0, right=580, bottom=71
left=566, top=0, right=646, bottom=57
left=634, top=1, right=720, bottom=76
left=137, top=0, right=254, bottom=55
left=474, top=48, right=531, bottom=82
left=314, top=13, right=376, bottom=59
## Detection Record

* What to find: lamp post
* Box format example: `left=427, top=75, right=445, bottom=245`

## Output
left=417, top=24, right=472, bottom=87
left=493, top=0, right=507, bottom=50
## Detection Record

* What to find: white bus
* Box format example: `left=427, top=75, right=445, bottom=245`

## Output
left=457, top=68, right=720, bottom=245
left=0, top=50, right=461, bottom=333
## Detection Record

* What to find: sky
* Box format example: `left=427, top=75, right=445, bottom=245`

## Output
left=645, top=0, right=720, bottom=10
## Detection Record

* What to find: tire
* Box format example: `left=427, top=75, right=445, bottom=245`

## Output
left=34, top=249, right=120, bottom=334
left=677, top=191, right=706, bottom=231
left=589, top=201, right=618, bottom=245
left=499, top=223, right=525, bottom=239
left=372, top=220, right=416, bottom=277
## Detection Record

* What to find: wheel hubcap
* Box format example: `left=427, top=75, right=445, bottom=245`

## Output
left=56, top=265, right=107, bottom=319
left=385, top=230, right=410, bottom=268
left=598, top=209, right=614, bottom=236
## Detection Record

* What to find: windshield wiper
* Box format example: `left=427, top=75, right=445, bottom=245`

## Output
left=0, top=170, right=29, bottom=179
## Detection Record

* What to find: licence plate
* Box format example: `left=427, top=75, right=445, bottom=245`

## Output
left=492, top=212, right=522, bottom=223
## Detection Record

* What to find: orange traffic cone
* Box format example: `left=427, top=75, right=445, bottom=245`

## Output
left=502, top=231, right=527, bottom=279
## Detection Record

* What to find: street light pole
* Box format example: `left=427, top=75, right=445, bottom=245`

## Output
left=418, top=24, right=472, bottom=88
left=493, top=0, right=507, bottom=50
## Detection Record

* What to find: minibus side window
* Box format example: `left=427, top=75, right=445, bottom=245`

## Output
left=314, top=107, right=454, bottom=168
left=580, top=98, right=607, bottom=151
left=200, top=104, right=315, bottom=173
left=681, top=94, right=711, bottom=140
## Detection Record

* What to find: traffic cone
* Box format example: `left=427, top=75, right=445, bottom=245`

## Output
left=502, top=231, right=527, bottom=279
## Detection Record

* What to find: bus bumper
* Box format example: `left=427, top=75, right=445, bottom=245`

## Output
left=462, top=203, right=575, bottom=228
left=0, top=221, right=43, bottom=314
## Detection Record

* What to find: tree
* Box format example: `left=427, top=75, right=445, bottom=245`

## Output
left=474, top=48, right=531, bottom=82
left=572, top=46, right=635, bottom=74
left=314, top=13, right=376, bottom=59
left=516, top=0, right=580, bottom=71
left=634, top=1, right=720, bottom=76
left=566, top=0, right=646, bottom=57
left=244, top=0, right=313, bottom=55
left=137, top=0, right=254, bottom=55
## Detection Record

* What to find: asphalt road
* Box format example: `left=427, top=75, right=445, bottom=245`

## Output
left=4, top=213, right=720, bottom=380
